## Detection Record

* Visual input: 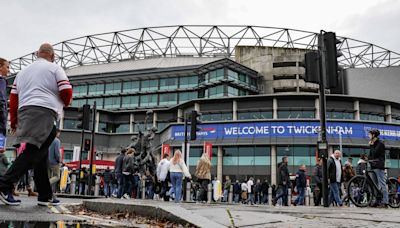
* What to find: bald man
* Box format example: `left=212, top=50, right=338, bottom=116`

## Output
left=328, top=150, right=343, bottom=206
left=0, top=43, right=72, bottom=206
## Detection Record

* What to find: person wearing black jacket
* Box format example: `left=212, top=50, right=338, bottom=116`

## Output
left=312, top=159, right=323, bottom=206
left=114, top=148, right=126, bottom=198
left=261, top=179, right=269, bottom=204
left=233, top=180, right=241, bottom=203
left=274, top=156, right=289, bottom=206
left=102, top=167, right=113, bottom=197
left=368, top=129, right=388, bottom=207
left=294, top=165, right=307, bottom=206
left=328, top=150, right=343, bottom=206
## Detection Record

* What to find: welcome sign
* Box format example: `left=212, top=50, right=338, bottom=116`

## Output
left=171, top=121, right=400, bottom=141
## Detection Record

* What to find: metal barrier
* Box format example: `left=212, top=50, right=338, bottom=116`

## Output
left=70, top=174, right=76, bottom=195
left=268, top=187, right=272, bottom=206
left=141, top=179, right=146, bottom=199
left=185, top=181, right=191, bottom=202
left=305, top=188, right=310, bottom=206
left=228, top=185, right=233, bottom=204
left=287, top=188, right=292, bottom=206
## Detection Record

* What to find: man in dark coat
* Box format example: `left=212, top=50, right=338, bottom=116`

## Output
left=274, top=156, right=289, bottom=206
left=313, top=158, right=323, bottom=206
left=368, top=129, right=388, bottom=207
left=102, top=167, right=113, bottom=197
left=294, top=165, right=307, bottom=206
left=114, top=148, right=126, bottom=198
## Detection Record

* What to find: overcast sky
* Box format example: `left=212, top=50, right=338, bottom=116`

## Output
left=1, top=0, right=399, bottom=60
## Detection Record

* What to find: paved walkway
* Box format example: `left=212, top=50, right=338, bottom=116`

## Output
left=83, top=198, right=400, bottom=228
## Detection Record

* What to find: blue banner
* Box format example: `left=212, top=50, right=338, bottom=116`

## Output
left=171, top=121, right=400, bottom=141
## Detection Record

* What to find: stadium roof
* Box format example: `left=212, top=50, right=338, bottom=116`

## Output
left=66, top=56, right=222, bottom=76
left=8, top=25, right=400, bottom=74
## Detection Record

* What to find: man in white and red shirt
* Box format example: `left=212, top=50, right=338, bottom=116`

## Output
left=0, top=43, right=72, bottom=206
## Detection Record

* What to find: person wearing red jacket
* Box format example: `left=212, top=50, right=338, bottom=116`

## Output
left=0, top=43, right=72, bottom=206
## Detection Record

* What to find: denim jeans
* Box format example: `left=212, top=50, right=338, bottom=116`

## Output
left=223, top=189, right=229, bottom=202
left=329, top=182, right=342, bottom=206
left=295, top=187, right=305, bottom=205
left=116, top=173, right=124, bottom=198
left=374, top=169, right=388, bottom=204
left=234, top=193, right=240, bottom=203
left=170, top=172, right=183, bottom=203
left=122, top=174, right=132, bottom=197
left=275, top=184, right=288, bottom=205
left=262, top=193, right=268, bottom=204
left=247, top=193, right=254, bottom=204
left=104, top=182, right=111, bottom=197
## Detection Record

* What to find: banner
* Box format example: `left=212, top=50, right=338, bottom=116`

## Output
left=171, top=121, right=400, bottom=141
left=60, top=146, right=64, bottom=163
left=203, top=142, right=213, bottom=160
left=162, top=144, right=171, bottom=157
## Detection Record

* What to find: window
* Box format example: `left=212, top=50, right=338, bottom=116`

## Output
left=188, top=147, right=217, bottom=167
left=250, top=78, right=257, bottom=89
left=327, top=111, right=354, bottom=120
left=360, top=113, right=385, bottom=122
left=63, top=119, right=80, bottom=130
left=121, top=96, right=139, bottom=108
left=278, top=110, right=315, bottom=119
left=209, top=68, right=224, bottom=82
left=88, top=84, right=104, bottom=95
left=115, top=123, right=130, bottom=133
left=157, top=121, right=169, bottom=132
left=159, top=93, right=177, bottom=106
left=160, top=78, right=178, bottom=90
left=239, top=73, right=248, bottom=84
left=123, top=81, right=140, bottom=93
left=277, top=146, right=316, bottom=175
left=104, top=97, right=121, bottom=109
left=87, top=98, right=104, bottom=109
left=73, top=85, right=87, bottom=96
left=238, top=111, right=272, bottom=120
left=71, top=99, right=86, bottom=108
left=227, top=69, right=239, bottom=81
left=105, top=82, right=121, bottom=94
left=133, top=122, right=146, bottom=132
left=202, top=112, right=232, bottom=121
left=393, top=116, right=400, bottom=123
left=140, top=94, right=158, bottom=107
left=208, top=85, right=224, bottom=98
left=179, top=91, right=198, bottom=103
left=227, top=86, right=238, bottom=97
left=141, top=79, right=158, bottom=91
left=179, top=76, right=198, bottom=88
left=223, top=146, right=270, bottom=166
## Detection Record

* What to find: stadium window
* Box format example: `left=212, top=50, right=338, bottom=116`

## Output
left=160, top=78, right=178, bottom=90
left=393, top=116, right=400, bottom=123
left=71, top=99, right=86, bottom=108
left=140, top=94, right=158, bottom=107
left=208, top=85, right=224, bottom=98
left=360, top=113, right=385, bottom=122
left=121, top=96, right=139, bottom=108
left=87, top=98, right=104, bottom=109
left=88, top=83, right=104, bottom=95
left=105, top=82, right=121, bottom=94
left=202, top=112, right=232, bottom=121
left=227, top=69, right=239, bottom=81
left=209, top=68, right=224, bottom=82
left=179, top=76, right=198, bottom=88
left=159, top=93, right=177, bottom=106
left=72, top=85, right=88, bottom=97
left=278, top=110, right=315, bottom=119
left=227, top=86, right=238, bottom=97
left=104, top=97, right=121, bottom=109
left=237, top=111, right=273, bottom=120
left=141, top=79, right=158, bottom=92
left=327, top=111, right=354, bottom=120
left=123, top=81, right=140, bottom=93
left=178, top=91, right=198, bottom=103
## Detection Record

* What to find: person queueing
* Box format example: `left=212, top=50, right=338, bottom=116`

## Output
left=0, top=44, right=72, bottom=206
left=48, top=129, right=62, bottom=193
left=169, top=150, right=191, bottom=203
left=328, top=150, right=343, bottom=207
left=156, top=153, right=170, bottom=201
left=195, top=152, right=211, bottom=203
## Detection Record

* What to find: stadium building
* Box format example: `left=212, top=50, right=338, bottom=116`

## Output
left=6, top=26, right=400, bottom=184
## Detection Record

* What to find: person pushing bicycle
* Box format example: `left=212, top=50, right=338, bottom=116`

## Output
left=367, top=129, right=388, bottom=208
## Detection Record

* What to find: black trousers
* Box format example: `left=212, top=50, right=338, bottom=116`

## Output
left=0, top=127, right=56, bottom=201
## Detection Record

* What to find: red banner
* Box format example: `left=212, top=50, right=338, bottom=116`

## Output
left=203, top=142, right=213, bottom=160
left=162, top=144, right=171, bottom=157
left=60, top=146, right=64, bottom=163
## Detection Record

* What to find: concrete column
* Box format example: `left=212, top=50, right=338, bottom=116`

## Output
left=354, top=100, right=360, bottom=121
left=59, top=111, right=64, bottom=129
left=217, top=146, right=223, bottom=183
left=315, top=98, right=320, bottom=120
left=232, top=100, right=238, bottom=121
left=95, top=112, right=100, bottom=132
left=177, top=109, right=183, bottom=123
left=153, top=112, right=157, bottom=127
left=385, top=104, right=392, bottom=122
left=129, top=113, right=134, bottom=133
left=194, top=103, right=200, bottom=112
left=271, top=145, right=277, bottom=185
left=273, top=98, right=278, bottom=119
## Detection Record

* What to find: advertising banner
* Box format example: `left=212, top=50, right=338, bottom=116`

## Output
left=162, top=144, right=171, bottom=157
left=203, top=142, right=213, bottom=159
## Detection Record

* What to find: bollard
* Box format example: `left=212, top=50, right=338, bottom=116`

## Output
left=287, top=188, right=292, bottom=206
left=94, top=176, right=100, bottom=196
left=207, top=183, right=212, bottom=204
left=305, top=188, right=310, bottom=206
left=310, top=190, right=314, bottom=206
left=70, top=174, right=76, bottom=195
left=268, top=187, right=272, bottom=206
left=142, top=179, right=146, bottom=199
left=186, top=181, right=191, bottom=202
left=228, top=185, right=233, bottom=204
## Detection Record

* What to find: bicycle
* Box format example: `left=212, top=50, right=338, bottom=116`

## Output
left=347, top=162, right=400, bottom=208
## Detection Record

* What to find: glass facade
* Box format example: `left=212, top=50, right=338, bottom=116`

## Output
left=208, top=85, right=224, bottom=98
left=179, top=76, right=198, bottom=88
left=88, top=84, right=104, bottom=95
left=188, top=147, right=218, bottom=167
left=227, top=86, right=238, bottom=97
left=179, top=91, right=198, bottom=103
left=123, top=81, right=140, bottom=93
left=208, top=68, right=224, bottom=82
left=140, top=94, right=158, bottom=107
left=71, top=99, right=86, bottom=108
left=105, top=82, right=121, bottom=94
left=202, top=112, right=233, bottom=121
left=238, top=111, right=272, bottom=120
left=327, top=111, right=354, bottom=120
left=73, top=85, right=87, bottom=96
left=277, top=146, right=317, bottom=175
left=360, top=113, right=385, bottom=122
left=159, top=93, right=177, bottom=106
left=99, top=122, right=130, bottom=133
left=87, top=98, right=104, bottom=109
left=160, top=78, right=178, bottom=90
left=227, top=69, right=238, bottom=81
left=121, top=96, right=139, bottom=108
left=104, top=97, right=121, bottom=109
left=141, top=79, right=158, bottom=92
left=278, top=110, right=315, bottom=119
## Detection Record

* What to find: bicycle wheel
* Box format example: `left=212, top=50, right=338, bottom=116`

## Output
left=387, top=177, right=400, bottom=208
left=347, top=175, right=373, bottom=207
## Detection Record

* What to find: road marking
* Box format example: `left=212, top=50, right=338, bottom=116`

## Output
left=58, top=205, right=72, bottom=214
left=49, top=206, right=61, bottom=214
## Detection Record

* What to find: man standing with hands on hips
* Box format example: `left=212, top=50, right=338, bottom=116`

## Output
left=0, top=44, right=72, bottom=206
